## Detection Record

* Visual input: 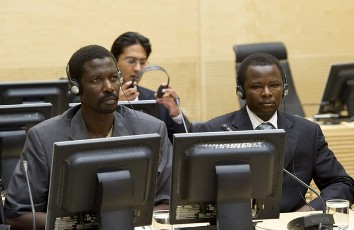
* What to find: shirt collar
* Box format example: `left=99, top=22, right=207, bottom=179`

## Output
left=246, top=106, right=278, bottom=129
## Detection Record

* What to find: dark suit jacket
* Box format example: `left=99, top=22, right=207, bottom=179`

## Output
left=137, top=86, right=190, bottom=143
left=199, top=106, right=354, bottom=212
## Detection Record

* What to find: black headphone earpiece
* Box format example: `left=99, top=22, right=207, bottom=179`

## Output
left=66, top=64, right=82, bottom=95
left=117, top=67, right=123, bottom=85
left=282, top=72, right=289, bottom=97
left=236, top=82, right=246, bottom=100
left=135, top=65, right=170, bottom=98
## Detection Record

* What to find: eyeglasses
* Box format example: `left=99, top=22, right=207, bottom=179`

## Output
left=121, top=57, right=149, bottom=67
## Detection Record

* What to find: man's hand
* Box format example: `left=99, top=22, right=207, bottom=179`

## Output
left=295, top=204, right=315, bottom=212
left=155, top=83, right=181, bottom=117
left=119, top=80, right=140, bottom=101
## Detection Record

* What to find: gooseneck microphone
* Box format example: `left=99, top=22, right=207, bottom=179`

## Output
left=285, top=168, right=334, bottom=229
left=174, top=97, right=189, bottom=133
left=283, top=168, right=326, bottom=213
left=23, top=160, right=36, bottom=230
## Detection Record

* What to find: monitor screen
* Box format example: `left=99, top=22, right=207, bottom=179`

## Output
left=0, top=79, right=69, bottom=116
left=316, top=62, right=354, bottom=121
left=45, top=134, right=161, bottom=230
left=169, top=130, right=286, bottom=230
left=0, top=103, right=53, bottom=190
left=69, top=100, right=158, bottom=118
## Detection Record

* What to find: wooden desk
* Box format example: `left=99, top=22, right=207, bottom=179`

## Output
left=321, top=121, right=354, bottom=179
left=256, top=210, right=354, bottom=230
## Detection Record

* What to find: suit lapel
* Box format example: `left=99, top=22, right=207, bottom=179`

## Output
left=277, top=112, right=299, bottom=168
left=230, top=106, right=253, bottom=130
left=68, top=108, right=133, bottom=140
left=68, top=109, right=91, bottom=140
left=231, top=107, right=299, bottom=169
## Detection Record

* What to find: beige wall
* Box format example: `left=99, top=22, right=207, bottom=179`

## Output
left=1, top=0, right=354, bottom=121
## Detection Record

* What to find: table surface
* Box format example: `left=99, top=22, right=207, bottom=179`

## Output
left=134, top=210, right=354, bottom=230
left=255, top=210, right=354, bottom=230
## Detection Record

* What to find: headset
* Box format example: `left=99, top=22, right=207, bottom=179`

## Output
left=236, top=66, right=289, bottom=100
left=134, top=65, right=170, bottom=98
left=66, top=63, right=123, bottom=95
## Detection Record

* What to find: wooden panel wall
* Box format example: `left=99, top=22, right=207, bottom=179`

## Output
left=1, top=0, right=354, bottom=121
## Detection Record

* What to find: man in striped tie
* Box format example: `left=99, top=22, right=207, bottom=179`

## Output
left=199, top=52, right=354, bottom=213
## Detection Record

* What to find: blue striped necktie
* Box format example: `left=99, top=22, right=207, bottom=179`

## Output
left=255, top=122, right=275, bottom=130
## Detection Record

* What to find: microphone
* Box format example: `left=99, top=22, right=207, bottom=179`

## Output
left=174, top=97, right=189, bottom=133
left=23, top=160, right=36, bottom=230
left=220, top=124, right=233, bottom=131
left=283, top=168, right=326, bottom=213
left=284, top=169, right=335, bottom=229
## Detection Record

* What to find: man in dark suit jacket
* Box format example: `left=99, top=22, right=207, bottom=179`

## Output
left=111, top=32, right=190, bottom=142
left=199, top=53, right=354, bottom=212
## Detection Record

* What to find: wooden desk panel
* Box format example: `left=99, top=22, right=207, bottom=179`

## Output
left=321, top=122, right=354, bottom=178
left=307, top=122, right=354, bottom=201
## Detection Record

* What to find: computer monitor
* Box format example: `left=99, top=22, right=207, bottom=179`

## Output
left=45, top=134, right=161, bottom=230
left=0, top=79, right=69, bottom=116
left=169, top=130, right=286, bottom=230
left=316, top=62, right=354, bottom=121
left=0, top=103, right=52, bottom=190
left=69, top=100, right=158, bottom=118
left=118, top=100, right=158, bottom=118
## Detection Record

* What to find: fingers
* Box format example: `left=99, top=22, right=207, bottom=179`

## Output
left=158, top=86, right=177, bottom=98
left=120, top=81, right=139, bottom=101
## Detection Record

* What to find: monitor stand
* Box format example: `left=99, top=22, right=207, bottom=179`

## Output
left=215, top=164, right=252, bottom=230
left=97, top=170, right=134, bottom=230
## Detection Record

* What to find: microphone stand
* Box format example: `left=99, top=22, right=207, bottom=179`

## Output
left=284, top=168, right=334, bottom=230
left=23, top=161, right=36, bottom=230
left=283, top=168, right=326, bottom=213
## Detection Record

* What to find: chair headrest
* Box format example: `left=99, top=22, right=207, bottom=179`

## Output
left=234, top=42, right=287, bottom=63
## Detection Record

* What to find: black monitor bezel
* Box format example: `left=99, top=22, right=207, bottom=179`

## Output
left=317, top=62, right=354, bottom=119
left=169, top=130, right=285, bottom=227
left=45, top=133, right=161, bottom=229
left=0, top=79, right=69, bottom=116
left=0, top=103, right=53, bottom=190
left=0, top=103, right=53, bottom=131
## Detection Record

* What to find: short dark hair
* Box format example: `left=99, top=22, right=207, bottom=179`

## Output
left=237, top=52, right=285, bottom=88
left=110, top=32, right=152, bottom=60
left=67, top=45, right=116, bottom=81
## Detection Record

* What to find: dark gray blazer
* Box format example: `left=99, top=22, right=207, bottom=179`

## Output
left=199, top=106, right=354, bottom=212
left=5, top=105, right=172, bottom=217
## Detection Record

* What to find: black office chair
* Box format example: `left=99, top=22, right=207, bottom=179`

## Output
left=233, top=42, right=306, bottom=117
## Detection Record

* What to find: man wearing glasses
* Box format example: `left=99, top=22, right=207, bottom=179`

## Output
left=111, top=32, right=190, bottom=143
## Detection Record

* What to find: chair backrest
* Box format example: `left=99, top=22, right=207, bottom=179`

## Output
left=233, top=42, right=305, bottom=117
